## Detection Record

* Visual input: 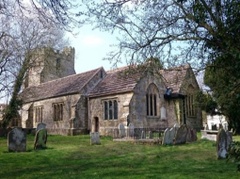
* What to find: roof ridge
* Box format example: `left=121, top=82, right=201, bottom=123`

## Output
left=27, top=67, right=103, bottom=88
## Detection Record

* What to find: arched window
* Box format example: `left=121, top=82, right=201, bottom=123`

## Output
left=146, top=83, right=159, bottom=117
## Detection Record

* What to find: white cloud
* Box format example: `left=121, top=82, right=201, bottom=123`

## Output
left=82, top=35, right=104, bottom=46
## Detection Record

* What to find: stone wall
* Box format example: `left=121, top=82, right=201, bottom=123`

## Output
left=21, top=94, right=81, bottom=135
left=89, top=74, right=179, bottom=136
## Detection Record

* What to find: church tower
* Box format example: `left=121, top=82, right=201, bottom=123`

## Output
left=24, top=47, right=76, bottom=88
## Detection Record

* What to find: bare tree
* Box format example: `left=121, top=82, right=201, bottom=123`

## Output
left=80, top=0, right=240, bottom=69
left=0, top=7, right=69, bottom=126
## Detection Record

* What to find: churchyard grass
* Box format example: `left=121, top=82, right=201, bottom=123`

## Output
left=0, top=134, right=240, bottom=179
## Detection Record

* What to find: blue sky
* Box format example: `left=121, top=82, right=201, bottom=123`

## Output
left=67, top=25, right=125, bottom=73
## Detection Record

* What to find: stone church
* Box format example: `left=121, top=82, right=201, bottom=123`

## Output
left=19, top=47, right=202, bottom=136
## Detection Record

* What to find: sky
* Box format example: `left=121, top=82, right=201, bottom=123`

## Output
left=66, top=25, right=125, bottom=74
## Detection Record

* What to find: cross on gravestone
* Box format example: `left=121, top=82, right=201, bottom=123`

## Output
left=34, top=128, right=48, bottom=150
left=90, top=132, right=101, bottom=145
left=7, top=127, right=26, bottom=152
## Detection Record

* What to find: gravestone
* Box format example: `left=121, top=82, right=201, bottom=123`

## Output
left=34, top=128, right=48, bottom=150
left=174, top=124, right=188, bottom=144
left=118, top=123, right=126, bottom=138
left=141, top=130, right=146, bottom=139
left=216, top=128, right=228, bottom=159
left=186, top=128, right=197, bottom=143
left=7, top=127, right=26, bottom=152
left=36, top=123, right=46, bottom=132
left=162, top=128, right=170, bottom=145
left=148, top=131, right=153, bottom=139
left=128, top=123, right=134, bottom=138
left=90, top=132, right=101, bottom=145
left=162, top=126, right=178, bottom=145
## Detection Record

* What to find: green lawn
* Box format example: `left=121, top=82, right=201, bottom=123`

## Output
left=0, top=134, right=239, bottom=179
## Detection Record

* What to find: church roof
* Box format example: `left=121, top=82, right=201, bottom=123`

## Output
left=19, top=67, right=102, bottom=103
left=160, top=64, right=190, bottom=93
left=88, top=66, right=141, bottom=98
left=20, top=64, right=193, bottom=103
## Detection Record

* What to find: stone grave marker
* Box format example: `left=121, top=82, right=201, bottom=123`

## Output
left=118, top=123, right=126, bottom=138
left=36, top=123, right=46, bottom=132
left=34, top=128, right=48, bottom=149
left=90, top=132, right=101, bottom=145
left=141, top=130, right=146, bottom=139
left=216, top=128, right=229, bottom=159
left=8, top=127, right=26, bottom=152
left=174, top=124, right=188, bottom=144
left=162, top=128, right=170, bottom=145
left=186, top=127, right=197, bottom=143
left=128, top=123, right=134, bottom=138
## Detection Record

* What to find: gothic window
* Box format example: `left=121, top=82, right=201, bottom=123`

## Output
left=185, top=85, right=196, bottom=117
left=146, top=83, right=159, bottom=117
left=34, top=106, right=43, bottom=123
left=53, top=103, right=64, bottom=121
left=104, top=99, right=118, bottom=120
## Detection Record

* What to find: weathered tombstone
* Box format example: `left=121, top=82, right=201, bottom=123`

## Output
left=128, top=123, right=134, bottom=138
left=7, top=127, right=26, bottom=152
left=34, top=128, right=48, bottom=150
left=118, top=123, right=126, bottom=138
left=216, top=128, right=228, bottom=159
left=162, top=128, right=170, bottom=144
left=148, top=131, right=153, bottom=139
left=36, top=122, right=46, bottom=132
left=141, top=130, right=146, bottom=139
left=186, top=127, right=198, bottom=143
left=90, top=132, right=101, bottom=145
left=174, top=124, right=188, bottom=145
left=222, top=121, right=228, bottom=131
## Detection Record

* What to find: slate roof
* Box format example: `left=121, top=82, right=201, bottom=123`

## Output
left=88, top=66, right=141, bottom=98
left=160, top=64, right=190, bottom=93
left=19, top=67, right=103, bottom=103
left=19, top=64, right=192, bottom=103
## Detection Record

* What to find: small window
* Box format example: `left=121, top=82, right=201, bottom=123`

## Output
left=34, top=106, right=43, bottom=123
left=103, top=99, right=118, bottom=120
left=53, top=103, right=64, bottom=121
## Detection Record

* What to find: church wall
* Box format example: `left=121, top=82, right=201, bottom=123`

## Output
left=89, top=92, right=134, bottom=136
left=129, top=75, right=177, bottom=130
left=179, top=68, right=203, bottom=130
left=21, top=94, right=81, bottom=135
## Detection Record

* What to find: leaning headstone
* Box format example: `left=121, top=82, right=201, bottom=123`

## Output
left=118, top=123, right=126, bottom=138
left=217, top=128, right=228, bottom=159
left=34, top=128, right=48, bottom=150
left=7, top=127, right=26, bottom=152
left=174, top=124, right=188, bottom=145
left=36, top=123, right=46, bottom=132
left=90, top=132, right=101, bottom=145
